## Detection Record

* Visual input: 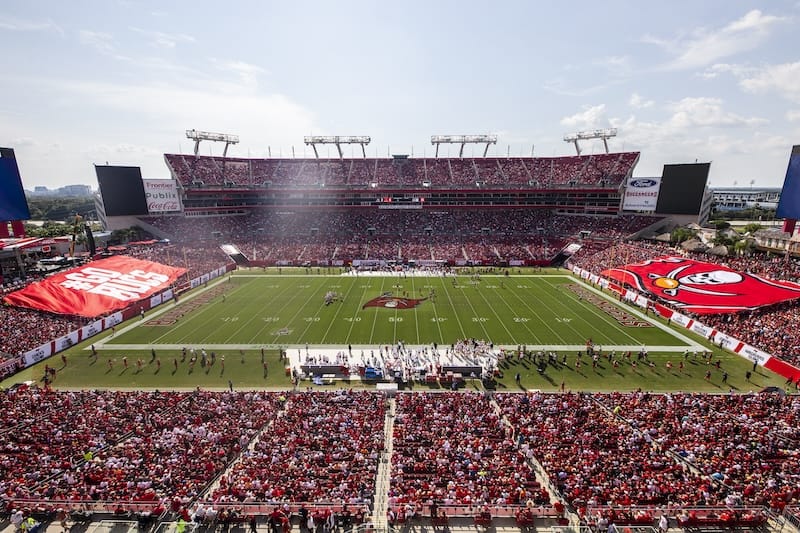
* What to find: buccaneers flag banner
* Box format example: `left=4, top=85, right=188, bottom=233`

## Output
left=3, top=255, right=186, bottom=317
left=602, top=256, right=800, bottom=315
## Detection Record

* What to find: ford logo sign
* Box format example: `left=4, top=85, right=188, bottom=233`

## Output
left=630, top=178, right=657, bottom=187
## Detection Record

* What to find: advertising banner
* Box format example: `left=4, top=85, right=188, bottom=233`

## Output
left=622, top=177, right=661, bottom=211
left=80, top=319, right=104, bottom=341
left=23, top=343, right=52, bottom=367
left=143, top=179, right=182, bottom=213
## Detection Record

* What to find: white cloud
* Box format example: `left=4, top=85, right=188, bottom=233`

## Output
left=212, top=59, right=266, bottom=87
left=130, top=27, right=195, bottom=48
left=739, top=62, right=800, bottom=103
left=560, top=104, right=608, bottom=129
left=0, top=15, right=63, bottom=34
left=644, top=10, right=786, bottom=70
left=629, top=93, right=654, bottom=109
left=666, top=97, right=766, bottom=128
left=787, top=110, right=800, bottom=122
left=78, top=30, right=118, bottom=56
left=47, top=77, right=319, bottom=148
left=593, top=55, right=632, bottom=76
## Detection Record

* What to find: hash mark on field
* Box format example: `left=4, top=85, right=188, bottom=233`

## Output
left=441, top=281, right=467, bottom=339
left=278, top=280, right=326, bottom=343
left=321, top=276, right=359, bottom=343
left=367, top=278, right=388, bottom=344
left=472, top=286, right=517, bottom=343
left=540, top=279, right=635, bottom=345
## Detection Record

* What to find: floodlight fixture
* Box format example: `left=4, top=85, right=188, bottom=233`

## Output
left=563, top=128, right=617, bottom=155
left=430, top=134, right=498, bottom=158
left=185, top=129, right=240, bottom=156
left=303, top=135, right=371, bottom=159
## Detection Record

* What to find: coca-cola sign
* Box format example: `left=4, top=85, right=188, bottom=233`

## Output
left=143, top=179, right=182, bottom=213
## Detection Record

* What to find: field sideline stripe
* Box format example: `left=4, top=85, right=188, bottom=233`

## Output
left=94, top=343, right=703, bottom=352
left=571, top=277, right=703, bottom=349
left=539, top=278, right=642, bottom=345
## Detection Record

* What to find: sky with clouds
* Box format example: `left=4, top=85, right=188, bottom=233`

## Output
left=1, top=0, right=799, bottom=190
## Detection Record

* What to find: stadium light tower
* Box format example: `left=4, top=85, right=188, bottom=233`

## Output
left=431, top=135, right=497, bottom=158
left=185, top=129, right=240, bottom=157
left=563, top=128, right=618, bottom=155
left=304, top=136, right=371, bottom=159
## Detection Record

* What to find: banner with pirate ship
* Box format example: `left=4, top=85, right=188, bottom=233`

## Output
left=602, top=256, right=800, bottom=315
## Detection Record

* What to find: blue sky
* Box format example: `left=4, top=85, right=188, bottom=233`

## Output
left=1, top=0, right=799, bottom=189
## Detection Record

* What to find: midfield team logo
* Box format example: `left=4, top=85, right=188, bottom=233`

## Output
left=362, top=293, right=427, bottom=309
left=603, top=256, right=800, bottom=315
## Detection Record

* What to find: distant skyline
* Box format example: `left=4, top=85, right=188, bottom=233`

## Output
left=1, top=0, right=799, bottom=189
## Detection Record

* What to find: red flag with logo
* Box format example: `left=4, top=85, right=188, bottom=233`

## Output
left=3, top=255, right=186, bottom=317
left=602, top=256, right=800, bottom=314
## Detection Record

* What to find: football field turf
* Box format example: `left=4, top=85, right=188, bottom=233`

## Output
left=3, top=270, right=785, bottom=392
left=108, top=272, right=688, bottom=348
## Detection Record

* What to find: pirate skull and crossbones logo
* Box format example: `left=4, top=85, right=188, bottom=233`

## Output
left=649, top=264, right=743, bottom=297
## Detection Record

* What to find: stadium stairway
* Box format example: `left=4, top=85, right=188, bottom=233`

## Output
left=199, top=399, right=287, bottom=499
left=371, top=397, right=396, bottom=529
left=489, top=395, right=579, bottom=526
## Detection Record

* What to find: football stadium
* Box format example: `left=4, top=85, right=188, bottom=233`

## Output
left=1, top=4, right=800, bottom=531
left=0, top=132, right=799, bottom=533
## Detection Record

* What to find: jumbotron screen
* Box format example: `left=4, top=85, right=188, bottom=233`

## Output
left=0, top=147, right=31, bottom=221
left=655, top=163, right=710, bottom=215
left=95, top=165, right=149, bottom=217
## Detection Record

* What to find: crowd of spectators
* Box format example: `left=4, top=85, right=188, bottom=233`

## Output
left=139, top=209, right=659, bottom=265
left=390, top=392, right=545, bottom=509
left=594, top=392, right=800, bottom=512
left=0, top=387, right=188, bottom=500
left=210, top=390, right=385, bottom=505
left=497, top=392, right=705, bottom=514
left=0, top=307, right=86, bottom=362
left=164, top=153, right=639, bottom=189
left=0, top=386, right=797, bottom=519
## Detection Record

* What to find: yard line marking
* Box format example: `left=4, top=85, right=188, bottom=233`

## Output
left=319, top=277, right=359, bottom=343
left=484, top=285, right=542, bottom=344
left=453, top=277, right=492, bottom=339
left=571, top=277, right=703, bottom=349
left=367, top=278, right=388, bottom=345
left=441, top=279, right=468, bottom=339
left=273, top=279, right=329, bottom=344
left=500, top=281, right=567, bottom=344
left=410, top=277, right=420, bottom=344
left=472, top=283, right=518, bottom=344
left=536, top=279, right=625, bottom=345
left=223, top=279, right=299, bottom=344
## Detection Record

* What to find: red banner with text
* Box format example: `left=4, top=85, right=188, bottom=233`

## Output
left=3, top=255, right=186, bottom=318
left=602, top=256, right=800, bottom=315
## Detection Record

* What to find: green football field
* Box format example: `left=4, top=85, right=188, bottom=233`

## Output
left=3, top=269, right=786, bottom=392
left=109, top=272, right=685, bottom=347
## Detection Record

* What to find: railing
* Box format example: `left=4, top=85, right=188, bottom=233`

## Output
left=784, top=507, right=800, bottom=532
left=4, top=500, right=164, bottom=514
left=585, top=505, right=770, bottom=529
left=553, top=526, right=656, bottom=533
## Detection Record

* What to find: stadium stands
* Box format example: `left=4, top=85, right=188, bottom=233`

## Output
left=0, top=388, right=795, bottom=521
left=211, top=390, right=384, bottom=505
left=164, top=153, right=639, bottom=189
